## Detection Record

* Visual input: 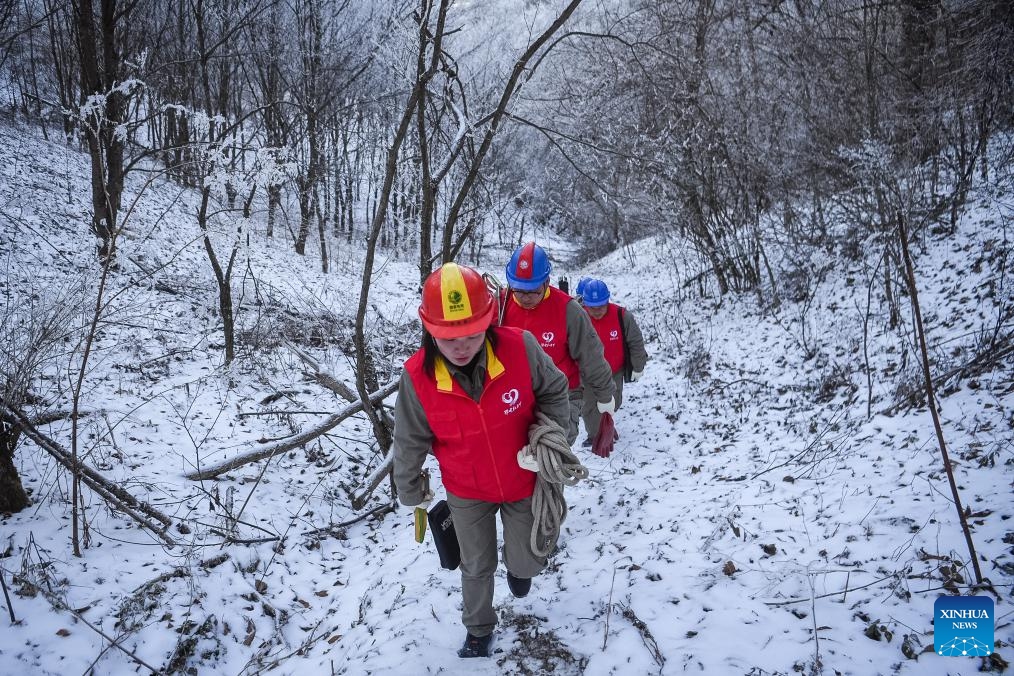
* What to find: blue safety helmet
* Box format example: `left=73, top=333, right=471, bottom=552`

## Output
left=505, top=242, right=552, bottom=291
left=582, top=279, right=610, bottom=307
left=575, top=277, right=591, bottom=300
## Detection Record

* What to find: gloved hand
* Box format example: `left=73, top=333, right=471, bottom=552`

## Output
left=596, top=397, right=616, bottom=415
left=517, top=445, right=539, bottom=472
left=405, top=490, right=434, bottom=513
left=631, top=370, right=642, bottom=382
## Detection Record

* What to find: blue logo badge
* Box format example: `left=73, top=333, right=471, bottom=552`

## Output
left=934, top=596, right=994, bottom=656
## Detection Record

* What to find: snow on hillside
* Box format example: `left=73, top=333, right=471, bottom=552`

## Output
left=1, top=120, right=1012, bottom=676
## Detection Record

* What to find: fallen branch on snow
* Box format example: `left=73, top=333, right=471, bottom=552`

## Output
left=128, top=553, right=230, bottom=595
left=617, top=602, right=665, bottom=670
left=237, top=410, right=335, bottom=417
left=6, top=560, right=163, bottom=675
left=302, top=501, right=396, bottom=538
left=762, top=571, right=891, bottom=606
left=351, top=449, right=394, bottom=510
left=0, top=402, right=179, bottom=547
left=283, top=337, right=358, bottom=403
left=184, top=379, right=399, bottom=481
left=1, top=565, right=15, bottom=623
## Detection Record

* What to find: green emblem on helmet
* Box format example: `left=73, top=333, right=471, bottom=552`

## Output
left=448, top=290, right=462, bottom=305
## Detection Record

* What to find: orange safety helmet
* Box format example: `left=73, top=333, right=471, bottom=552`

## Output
left=418, top=263, right=495, bottom=339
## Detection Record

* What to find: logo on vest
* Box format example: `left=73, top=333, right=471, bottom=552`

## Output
left=610, top=330, right=619, bottom=339
left=501, top=388, right=521, bottom=415
left=541, top=331, right=555, bottom=347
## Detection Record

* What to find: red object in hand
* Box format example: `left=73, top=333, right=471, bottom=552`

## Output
left=592, top=412, right=618, bottom=457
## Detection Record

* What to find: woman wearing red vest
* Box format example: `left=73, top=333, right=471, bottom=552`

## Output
left=500, top=242, right=616, bottom=445
left=393, top=262, right=570, bottom=658
left=579, top=279, right=649, bottom=443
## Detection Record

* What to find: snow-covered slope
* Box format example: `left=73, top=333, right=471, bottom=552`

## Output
left=1, top=120, right=1011, bottom=675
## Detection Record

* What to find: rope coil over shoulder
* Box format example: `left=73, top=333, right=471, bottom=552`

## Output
left=527, top=411, right=589, bottom=557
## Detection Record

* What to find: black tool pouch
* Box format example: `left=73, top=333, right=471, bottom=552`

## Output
left=428, top=499, right=461, bottom=570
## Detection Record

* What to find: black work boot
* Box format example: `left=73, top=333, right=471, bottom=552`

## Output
left=506, top=572, right=532, bottom=598
left=457, top=632, right=493, bottom=658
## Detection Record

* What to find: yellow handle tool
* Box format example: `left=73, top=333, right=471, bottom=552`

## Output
left=414, top=507, right=428, bottom=543
left=413, top=469, right=431, bottom=543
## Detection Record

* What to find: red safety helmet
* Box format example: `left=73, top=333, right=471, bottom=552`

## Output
left=418, top=263, right=495, bottom=339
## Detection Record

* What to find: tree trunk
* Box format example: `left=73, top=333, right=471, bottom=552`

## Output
left=317, top=193, right=329, bottom=273
left=354, top=0, right=452, bottom=455
left=0, top=423, right=29, bottom=513
left=74, top=0, right=128, bottom=263
left=198, top=188, right=237, bottom=365
left=416, top=33, right=435, bottom=287
left=295, top=177, right=312, bottom=255
left=267, top=184, right=280, bottom=238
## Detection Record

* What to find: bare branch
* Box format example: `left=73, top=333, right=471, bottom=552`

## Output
left=441, top=0, right=585, bottom=260
left=283, top=338, right=357, bottom=402
left=0, top=401, right=177, bottom=547
left=351, top=448, right=394, bottom=510
left=184, top=379, right=399, bottom=481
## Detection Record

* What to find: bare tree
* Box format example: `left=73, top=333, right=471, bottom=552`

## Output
left=289, top=0, right=379, bottom=266
left=438, top=0, right=585, bottom=263
left=351, top=0, right=587, bottom=461
left=353, top=0, right=451, bottom=453
left=242, top=0, right=291, bottom=239
left=72, top=0, right=139, bottom=262
left=0, top=284, right=81, bottom=513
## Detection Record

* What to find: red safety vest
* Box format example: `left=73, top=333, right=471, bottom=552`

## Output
left=501, top=286, right=581, bottom=388
left=589, top=303, right=625, bottom=374
left=404, top=327, right=537, bottom=502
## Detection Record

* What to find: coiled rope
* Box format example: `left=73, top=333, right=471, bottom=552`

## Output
left=527, top=411, right=589, bottom=557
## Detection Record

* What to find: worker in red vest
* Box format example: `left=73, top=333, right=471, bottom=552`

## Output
left=393, top=262, right=570, bottom=659
left=499, top=242, right=616, bottom=445
left=579, top=279, right=649, bottom=444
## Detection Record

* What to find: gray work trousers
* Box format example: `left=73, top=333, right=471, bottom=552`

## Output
left=581, top=371, right=624, bottom=440
left=446, top=492, right=547, bottom=637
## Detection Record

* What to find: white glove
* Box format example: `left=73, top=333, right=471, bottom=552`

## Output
left=517, top=446, right=539, bottom=472
left=596, top=397, right=616, bottom=415
left=631, top=370, right=642, bottom=382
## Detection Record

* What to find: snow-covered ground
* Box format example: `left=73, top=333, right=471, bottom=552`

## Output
left=1, top=119, right=1011, bottom=675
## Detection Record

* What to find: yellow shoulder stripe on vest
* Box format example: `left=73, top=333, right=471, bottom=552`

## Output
left=486, top=339, right=504, bottom=380
left=434, top=339, right=503, bottom=392
left=434, top=356, right=453, bottom=392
